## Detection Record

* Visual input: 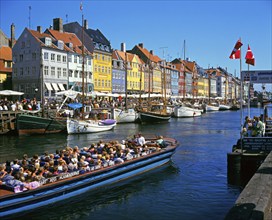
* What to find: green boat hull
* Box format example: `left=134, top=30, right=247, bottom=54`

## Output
left=16, top=114, right=66, bottom=135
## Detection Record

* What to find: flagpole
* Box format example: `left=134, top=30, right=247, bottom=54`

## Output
left=247, top=63, right=250, bottom=118
left=239, top=40, right=243, bottom=154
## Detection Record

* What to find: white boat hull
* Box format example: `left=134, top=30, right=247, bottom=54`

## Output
left=219, top=104, right=231, bottom=111
left=113, top=108, right=138, bottom=123
left=67, top=118, right=116, bottom=134
left=173, top=106, right=202, bottom=118
left=206, top=105, right=220, bottom=112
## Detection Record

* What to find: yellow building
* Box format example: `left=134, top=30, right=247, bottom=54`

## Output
left=152, top=66, right=162, bottom=93
left=116, top=50, right=143, bottom=93
left=93, top=52, right=112, bottom=93
left=197, top=77, right=205, bottom=97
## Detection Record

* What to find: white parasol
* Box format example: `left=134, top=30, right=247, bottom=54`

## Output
left=0, top=90, right=24, bottom=96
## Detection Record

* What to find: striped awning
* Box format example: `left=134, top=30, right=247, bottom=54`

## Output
left=58, top=83, right=65, bottom=91
left=45, top=82, right=53, bottom=91
left=51, top=83, right=59, bottom=91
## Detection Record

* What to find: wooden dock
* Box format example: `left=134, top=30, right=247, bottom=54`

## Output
left=0, top=111, right=18, bottom=134
left=225, top=151, right=272, bottom=220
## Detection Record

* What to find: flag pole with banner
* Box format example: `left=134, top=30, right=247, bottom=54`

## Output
left=245, top=44, right=255, bottom=118
left=230, top=38, right=243, bottom=152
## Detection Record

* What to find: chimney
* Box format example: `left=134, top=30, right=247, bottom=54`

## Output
left=84, top=19, right=88, bottom=29
left=10, top=23, right=15, bottom=48
left=138, top=43, right=143, bottom=48
left=121, top=43, right=126, bottom=52
left=53, top=18, right=63, bottom=33
left=37, top=26, right=42, bottom=33
left=150, top=50, right=153, bottom=55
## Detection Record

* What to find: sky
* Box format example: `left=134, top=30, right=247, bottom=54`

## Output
left=0, top=0, right=271, bottom=91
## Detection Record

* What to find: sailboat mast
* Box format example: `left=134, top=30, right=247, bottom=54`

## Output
left=81, top=13, right=85, bottom=119
left=148, top=57, right=151, bottom=108
left=183, top=40, right=186, bottom=99
left=125, top=52, right=128, bottom=110
left=139, top=63, right=142, bottom=107
left=163, top=61, right=167, bottom=114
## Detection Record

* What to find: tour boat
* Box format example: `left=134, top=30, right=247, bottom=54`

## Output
left=0, top=135, right=178, bottom=218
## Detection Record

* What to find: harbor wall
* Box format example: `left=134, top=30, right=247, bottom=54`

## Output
left=225, top=151, right=272, bottom=220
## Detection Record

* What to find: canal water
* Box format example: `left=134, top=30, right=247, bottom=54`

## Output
left=0, top=107, right=265, bottom=220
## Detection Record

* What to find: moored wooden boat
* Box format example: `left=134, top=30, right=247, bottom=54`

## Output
left=16, top=114, right=66, bottom=135
left=113, top=108, right=138, bottom=123
left=138, top=110, right=171, bottom=123
left=0, top=135, right=178, bottom=218
left=67, top=118, right=117, bottom=134
left=173, top=105, right=202, bottom=118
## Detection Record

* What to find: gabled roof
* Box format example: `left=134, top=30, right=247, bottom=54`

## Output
left=135, top=45, right=161, bottom=63
left=46, top=29, right=91, bottom=55
left=28, top=29, right=58, bottom=50
left=63, top=22, right=94, bottom=53
left=0, top=46, right=12, bottom=60
left=85, top=29, right=110, bottom=46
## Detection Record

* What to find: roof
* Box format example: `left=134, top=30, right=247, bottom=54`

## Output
left=28, top=29, right=58, bottom=49
left=63, top=22, right=95, bottom=53
left=0, top=46, right=12, bottom=60
left=135, top=45, right=161, bottom=63
left=85, top=29, right=110, bottom=46
left=46, top=29, right=91, bottom=55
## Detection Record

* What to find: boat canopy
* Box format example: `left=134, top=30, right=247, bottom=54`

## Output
left=68, top=103, right=83, bottom=109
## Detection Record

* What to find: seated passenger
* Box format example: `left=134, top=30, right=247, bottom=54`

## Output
left=156, top=136, right=167, bottom=148
left=137, top=133, right=146, bottom=146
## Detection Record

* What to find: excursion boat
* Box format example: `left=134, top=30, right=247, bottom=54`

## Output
left=0, top=135, right=178, bottom=218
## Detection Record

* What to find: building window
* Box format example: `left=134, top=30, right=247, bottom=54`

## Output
left=63, top=68, right=67, bottom=77
left=63, top=55, right=67, bottom=63
left=51, top=53, right=55, bottom=61
left=51, top=67, right=55, bottom=76
left=19, top=54, right=23, bottom=61
left=74, top=55, right=77, bottom=63
left=69, top=70, right=72, bottom=77
left=44, top=66, right=49, bottom=76
left=74, top=71, right=78, bottom=78
left=25, top=66, right=30, bottom=75
left=44, top=52, right=48, bottom=60
left=20, top=67, right=23, bottom=76
left=13, top=68, right=18, bottom=77
left=21, top=41, right=25, bottom=48
left=57, top=55, right=61, bottom=62
left=57, top=68, right=61, bottom=78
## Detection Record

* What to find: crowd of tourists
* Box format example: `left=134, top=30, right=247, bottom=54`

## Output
left=242, top=115, right=265, bottom=137
left=0, top=134, right=168, bottom=193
